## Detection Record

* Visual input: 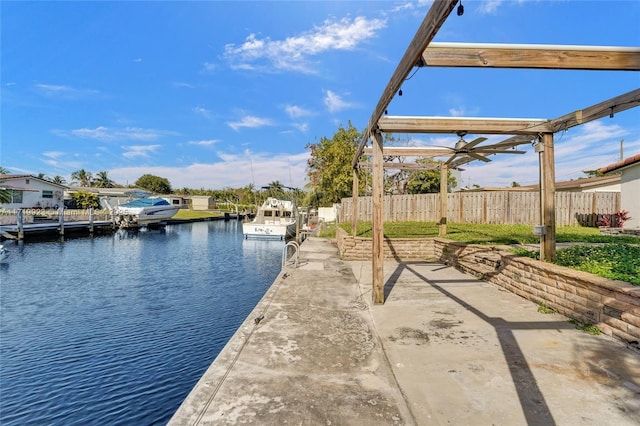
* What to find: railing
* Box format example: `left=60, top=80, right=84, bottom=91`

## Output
left=282, top=241, right=300, bottom=268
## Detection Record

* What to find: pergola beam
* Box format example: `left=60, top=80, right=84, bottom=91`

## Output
left=422, top=42, right=640, bottom=70
left=363, top=146, right=453, bottom=157
left=377, top=116, right=552, bottom=135
left=359, top=162, right=440, bottom=170
left=353, top=0, right=459, bottom=168
left=446, top=88, right=640, bottom=168
left=549, top=88, right=640, bottom=132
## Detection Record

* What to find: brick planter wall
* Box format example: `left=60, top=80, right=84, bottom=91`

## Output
left=336, top=227, right=436, bottom=260
left=335, top=228, right=640, bottom=347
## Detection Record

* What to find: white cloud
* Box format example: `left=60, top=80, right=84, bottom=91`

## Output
left=292, top=122, right=309, bottom=133
left=60, top=126, right=174, bottom=141
left=34, top=83, right=99, bottom=99
left=201, top=62, right=217, bottom=73
left=193, top=106, right=214, bottom=119
left=109, top=150, right=310, bottom=190
left=42, top=151, right=65, bottom=159
left=227, top=115, right=275, bottom=131
left=324, top=90, right=356, bottom=113
left=174, top=81, right=196, bottom=89
left=187, top=139, right=220, bottom=146
left=285, top=104, right=312, bottom=119
left=224, top=16, right=386, bottom=73
left=121, top=145, right=162, bottom=159
left=478, top=0, right=526, bottom=14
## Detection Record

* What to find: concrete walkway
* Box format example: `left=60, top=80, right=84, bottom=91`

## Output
left=170, top=237, right=640, bottom=425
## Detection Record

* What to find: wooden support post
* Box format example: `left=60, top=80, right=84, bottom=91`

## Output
left=541, top=133, right=556, bottom=261
left=372, top=132, right=385, bottom=304
left=89, top=208, right=94, bottom=235
left=352, top=168, right=359, bottom=236
left=439, top=164, right=448, bottom=237
left=58, top=206, right=65, bottom=238
left=17, top=209, right=24, bottom=240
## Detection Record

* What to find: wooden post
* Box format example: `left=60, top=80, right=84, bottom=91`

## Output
left=17, top=209, right=24, bottom=240
left=439, top=164, right=448, bottom=237
left=58, top=206, right=65, bottom=238
left=372, top=132, right=385, bottom=304
left=352, top=168, right=359, bottom=236
left=89, top=208, right=94, bottom=235
left=541, top=133, right=556, bottom=261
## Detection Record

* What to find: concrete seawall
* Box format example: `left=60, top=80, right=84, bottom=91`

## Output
left=170, top=237, right=640, bottom=425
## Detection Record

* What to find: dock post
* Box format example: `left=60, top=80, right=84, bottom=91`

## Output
left=89, top=208, right=94, bottom=235
left=17, top=209, right=24, bottom=240
left=58, top=206, right=65, bottom=238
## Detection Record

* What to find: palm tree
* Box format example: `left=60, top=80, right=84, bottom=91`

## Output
left=0, top=167, right=11, bottom=175
left=51, top=176, right=67, bottom=185
left=71, top=169, right=93, bottom=187
left=93, top=171, right=115, bottom=188
left=264, top=180, right=286, bottom=198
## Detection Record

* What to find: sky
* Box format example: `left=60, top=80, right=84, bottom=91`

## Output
left=1, top=0, right=639, bottom=192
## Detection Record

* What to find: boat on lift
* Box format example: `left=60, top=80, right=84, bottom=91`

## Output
left=110, top=196, right=180, bottom=228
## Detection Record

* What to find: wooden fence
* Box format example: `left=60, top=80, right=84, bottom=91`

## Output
left=339, top=191, right=620, bottom=227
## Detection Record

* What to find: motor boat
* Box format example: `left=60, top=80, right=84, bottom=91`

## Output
left=243, top=197, right=297, bottom=240
left=112, top=197, right=180, bottom=228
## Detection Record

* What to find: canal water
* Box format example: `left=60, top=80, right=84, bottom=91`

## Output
left=0, top=220, right=284, bottom=425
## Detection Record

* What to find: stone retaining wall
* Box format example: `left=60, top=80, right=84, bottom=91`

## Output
left=336, top=227, right=640, bottom=347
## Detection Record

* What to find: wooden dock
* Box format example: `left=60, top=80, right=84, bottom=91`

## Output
left=0, top=220, right=115, bottom=241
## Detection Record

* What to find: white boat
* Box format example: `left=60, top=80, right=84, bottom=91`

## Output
left=112, top=197, right=180, bottom=228
left=0, top=244, right=8, bottom=263
left=243, top=197, right=298, bottom=240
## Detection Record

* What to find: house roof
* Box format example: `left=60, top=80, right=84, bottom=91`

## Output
left=460, top=175, right=621, bottom=192
left=598, top=153, right=640, bottom=175
left=0, top=174, right=68, bottom=189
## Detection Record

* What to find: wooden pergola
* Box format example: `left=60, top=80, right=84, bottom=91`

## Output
left=351, top=0, right=640, bottom=304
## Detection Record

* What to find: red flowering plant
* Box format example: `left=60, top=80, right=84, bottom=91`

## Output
left=597, top=209, right=632, bottom=228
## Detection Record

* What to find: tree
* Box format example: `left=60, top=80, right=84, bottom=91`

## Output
left=51, top=176, right=67, bottom=185
left=93, top=171, right=115, bottom=188
left=511, top=181, right=521, bottom=187
left=71, top=169, right=93, bottom=187
left=71, top=190, right=100, bottom=209
left=306, top=122, right=367, bottom=206
left=405, top=159, right=456, bottom=194
left=583, top=169, right=604, bottom=178
left=264, top=181, right=285, bottom=198
left=0, top=167, right=11, bottom=174
left=135, top=174, right=172, bottom=194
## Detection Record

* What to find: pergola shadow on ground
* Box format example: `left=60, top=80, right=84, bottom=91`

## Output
left=366, top=259, right=640, bottom=424
left=384, top=261, right=574, bottom=424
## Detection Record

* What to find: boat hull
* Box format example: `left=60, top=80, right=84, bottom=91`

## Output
left=114, top=205, right=180, bottom=223
left=242, top=222, right=296, bottom=240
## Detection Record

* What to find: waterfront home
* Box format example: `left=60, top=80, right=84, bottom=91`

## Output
left=0, top=174, right=66, bottom=209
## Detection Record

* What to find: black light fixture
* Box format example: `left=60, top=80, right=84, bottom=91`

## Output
left=610, top=107, right=615, bottom=118
left=398, top=88, right=403, bottom=96
left=457, top=1, right=464, bottom=16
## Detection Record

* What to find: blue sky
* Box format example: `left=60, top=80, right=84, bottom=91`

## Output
left=2, top=0, right=639, bottom=191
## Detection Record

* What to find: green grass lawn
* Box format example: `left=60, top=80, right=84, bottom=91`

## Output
left=326, top=221, right=640, bottom=285
left=172, top=209, right=222, bottom=220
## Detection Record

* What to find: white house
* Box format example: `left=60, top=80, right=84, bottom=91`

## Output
left=599, top=153, right=640, bottom=229
left=0, top=174, right=66, bottom=209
